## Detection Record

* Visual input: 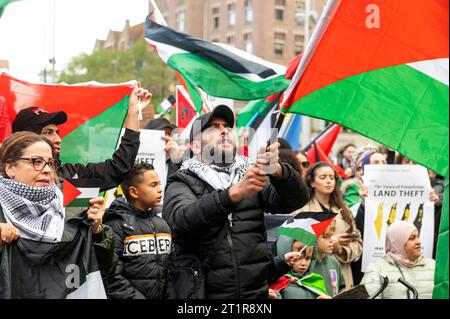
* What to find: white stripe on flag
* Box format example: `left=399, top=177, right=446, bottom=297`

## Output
left=407, top=58, right=449, bottom=86
left=77, top=188, right=100, bottom=199
left=280, top=218, right=317, bottom=234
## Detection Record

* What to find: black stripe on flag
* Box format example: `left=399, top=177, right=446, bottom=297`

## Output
left=293, top=211, right=338, bottom=222
left=145, top=16, right=277, bottom=79
left=67, top=178, right=102, bottom=189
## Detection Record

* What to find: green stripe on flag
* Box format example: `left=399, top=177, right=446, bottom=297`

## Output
left=60, top=96, right=129, bottom=164
left=237, top=98, right=273, bottom=128
left=65, top=197, right=92, bottom=208
left=433, top=179, right=449, bottom=299
left=277, top=227, right=318, bottom=246
left=168, top=53, right=290, bottom=104
left=286, top=64, right=449, bottom=178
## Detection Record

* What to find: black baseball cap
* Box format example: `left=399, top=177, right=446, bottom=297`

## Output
left=144, top=117, right=177, bottom=131
left=12, top=107, right=68, bottom=134
left=190, top=104, right=235, bottom=143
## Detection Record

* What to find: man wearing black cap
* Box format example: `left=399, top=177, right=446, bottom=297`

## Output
left=163, top=105, right=309, bottom=299
left=12, top=85, right=152, bottom=192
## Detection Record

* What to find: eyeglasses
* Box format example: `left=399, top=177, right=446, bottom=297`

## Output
left=19, top=157, right=61, bottom=171
left=301, top=161, right=310, bottom=169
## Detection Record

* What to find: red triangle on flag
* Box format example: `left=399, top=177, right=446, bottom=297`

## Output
left=63, top=179, right=81, bottom=207
left=176, top=85, right=197, bottom=133
left=311, top=217, right=336, bottom=239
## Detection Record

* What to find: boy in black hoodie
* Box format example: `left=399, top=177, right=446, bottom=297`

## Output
left=104, top=163, right=172, bottom=299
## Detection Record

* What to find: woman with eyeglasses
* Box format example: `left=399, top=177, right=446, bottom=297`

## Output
left=0, top=132, right=114, bottom=298
left=295, top=161, right=363, bottom=291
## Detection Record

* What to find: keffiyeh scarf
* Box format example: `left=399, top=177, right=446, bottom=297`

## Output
left=0, top=176, right=65, bottom=242
left=181, top=155, right=255, bottom=190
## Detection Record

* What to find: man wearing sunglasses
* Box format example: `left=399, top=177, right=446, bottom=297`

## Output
left=11, top=85, right=152, bottom=192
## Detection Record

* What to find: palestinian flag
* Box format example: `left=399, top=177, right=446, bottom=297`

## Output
left=0, top=219, right=107, bottom=299
left=156, top=95, right=176, bottom=114
left=0, top=0, right=20, bottom=17
left=176, top=85, right=197, bottom=133
left=237, top=93, right=280, bottom=158
left=277, top=211, right=338, bottom=245
left=0, top=72, right=135, bottom=165
left=281, top=0, right=449, bottom=179
left=63, top=179, right=101, bottom=208
left=303, top=124, right=347, bottom=178
left=270, top=273, right=329, bottom=297
left=144, top=15, right=290, bottom=113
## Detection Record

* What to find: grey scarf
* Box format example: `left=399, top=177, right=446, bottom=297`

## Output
left=0, top=176, right=65, bottom=242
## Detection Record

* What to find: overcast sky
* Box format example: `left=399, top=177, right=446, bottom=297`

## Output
left=0, top=0, right=149, bottom=82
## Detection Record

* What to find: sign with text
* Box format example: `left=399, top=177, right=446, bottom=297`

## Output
left=362, top=165, right=434, bottom=271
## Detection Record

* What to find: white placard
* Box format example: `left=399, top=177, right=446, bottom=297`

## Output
left=362, top=165, right=434, bottom=272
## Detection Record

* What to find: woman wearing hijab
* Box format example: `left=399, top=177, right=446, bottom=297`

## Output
left=361, top=221, right=435, bottom=299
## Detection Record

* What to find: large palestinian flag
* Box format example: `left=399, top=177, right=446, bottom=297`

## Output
left=0, top=72, right=134, bottom=165
left=281, top=0, right=449, bottom=179
left=280, top=0, right=448, bottom=299
left=144, top=15, right=290, bottom=113
left=277, top=211, right=338, bottom=245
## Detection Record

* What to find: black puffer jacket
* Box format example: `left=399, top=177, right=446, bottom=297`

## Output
left=163, top=163, right=309, bottom=299
left=104, top=199, right=173, bottom=299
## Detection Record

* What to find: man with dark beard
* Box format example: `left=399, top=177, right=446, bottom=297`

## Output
left=163, top=105, right=309, bottom=299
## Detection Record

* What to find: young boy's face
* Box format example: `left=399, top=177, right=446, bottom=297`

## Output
left=317, top=225, right=335, bottom=255
left=292, top=248, right=313, bottom=275
left=134, top=170, right=163, bottom=210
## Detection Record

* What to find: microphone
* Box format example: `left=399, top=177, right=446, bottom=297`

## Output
left=398, top=277, right=418, bottom=299
left=369, top=272, right=389, bottom=299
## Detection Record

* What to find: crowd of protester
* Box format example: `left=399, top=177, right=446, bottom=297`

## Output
left=0, top=89, right=443, bottom=299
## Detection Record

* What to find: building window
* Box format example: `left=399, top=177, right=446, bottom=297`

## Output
left=228, top=3, right=236, bottom=26
left=274, top=43, right=284, bottom=56
left=176, top=11, right=186, bottom=32
left=274, top=31, right=286, bottom=41
left=295, top=0, right=305, bottom=12
left=275, top=0, right=286, bottom=21
left=226, top=35, right=236, bottom=45
left=212, top=7, right=220, bottom=29
left=295, top=33, right=305, bottom=54
left=275, top=8, right=284, bottom=21
left=295, top=44, right=304, bottom=55
left=245, top=0, right=253, bottom=23
left=244, top=32, right=253, bottom=53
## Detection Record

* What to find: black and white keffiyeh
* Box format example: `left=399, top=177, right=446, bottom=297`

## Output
left=0, top=176, right=65, bottom=242
left=181, top=155, right=255, bottom=190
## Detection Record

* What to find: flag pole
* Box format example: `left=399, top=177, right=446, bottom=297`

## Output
left=149, top=0, right=168, bottom=27
left=267, top=93, right=285, bottom=148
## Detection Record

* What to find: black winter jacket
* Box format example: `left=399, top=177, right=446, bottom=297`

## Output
left=162, top=163, right=309, bottom=299
left=104, top=199, right=173, bottom=299
left=58, top=129, right=140, bottom=192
